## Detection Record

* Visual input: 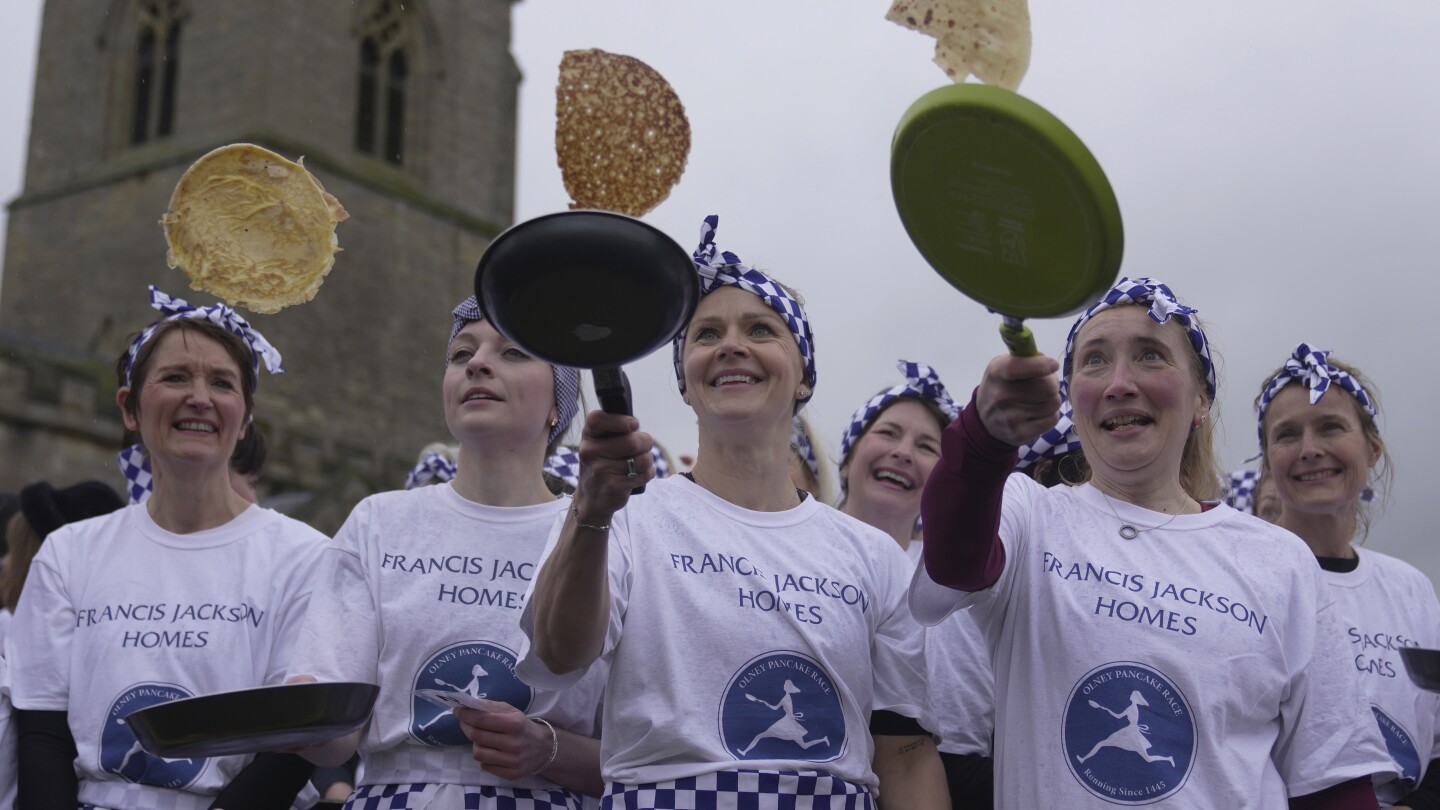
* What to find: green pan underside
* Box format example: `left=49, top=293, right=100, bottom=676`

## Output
left=892, top=84, right=1124, bottom=319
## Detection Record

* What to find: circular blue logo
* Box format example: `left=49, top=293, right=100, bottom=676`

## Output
left=1372, top=705, right=1420, bottom=788
left=410, top=641, right=532, bottom=746
left=100, top=683, right=207, bottom=788
left=1062, top=662, right=1196, bottom=805
left=719, top=651, right=845, bottom=762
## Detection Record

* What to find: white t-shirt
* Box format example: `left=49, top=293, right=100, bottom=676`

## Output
left=4, top=503, right=326, bottom=810
left=906, top=540, right=993, bottom=757
left=910, top=475, right=1395, bottom=809
left=290, top=483, right=604, bottom=790
left=1323, top=546, right=1440, bottom=806
left=517, top=475, right=933, bottom=790
left=0, top=654, right=16, bottom=810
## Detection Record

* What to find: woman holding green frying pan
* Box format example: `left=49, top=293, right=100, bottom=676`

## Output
left=912, top=278, right=1393, bottom=809
left=1255, top=344, right=1440, bottom=808
left=519, top=216, right=947, bottom=809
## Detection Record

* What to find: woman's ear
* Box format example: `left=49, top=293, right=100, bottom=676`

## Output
left=116, top=387, right=140, bottom=432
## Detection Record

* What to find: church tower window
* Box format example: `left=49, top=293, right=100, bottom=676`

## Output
left=355, top=0, right=411, bottom=165
left=130, top=0, right=185, bottom=145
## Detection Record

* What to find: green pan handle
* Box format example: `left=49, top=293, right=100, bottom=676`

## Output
left=999, top=318, right=1037, bottom=357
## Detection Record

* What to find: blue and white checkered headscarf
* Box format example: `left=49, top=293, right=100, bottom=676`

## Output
left=1015, top=395, right=1085, bottom=471
left=449, top=296, right=581, bottom=445
left=123, top=286, right=284, bottom=388
left=791, top=416, right=820, bottom=482
left=117, top=444, right=153, bottom=505
left=544, top=445, right=669, bottom=490
left=838, top=361, right=960, bottom=475
left=405, top=452, right=458, bottom=490
left=1223, top=468, right=1261, bottom=513
left=1256, top=342, right=1376, bottom=448
left=672, top=215, right=816, bottom=412
left=1039, top=278, right=1216, bottom=455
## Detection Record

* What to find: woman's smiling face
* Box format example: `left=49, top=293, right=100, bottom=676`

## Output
left=681, top=286, right=805, bottom=426
left=1262, top=384, right=1379, bottom=518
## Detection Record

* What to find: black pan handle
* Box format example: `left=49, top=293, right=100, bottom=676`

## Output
left=591, top=366, right=644, bottom=494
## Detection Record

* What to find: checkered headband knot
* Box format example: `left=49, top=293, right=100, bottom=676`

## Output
left=1255, top=342, right=1376, bottom=447
left=124, top=286, right=283, bottom=388
left=791, top=416, right=819, bottom=482
left=449, top=296, right=581, bottom=444
left=116, top=444, right=154, bottom=504
left=672, top=215, right=817, bottom=411
left=1015, top=396, right=1085, bottom=470
left=839, top=360, right=960, bottom=473
left=1061, top=277, right=1216, bottom=404
left=405, top=452, right=458, bottom=490
left=544, top=446, right=669, bottom=490
left=1224, top=468, right=1260, bottom=514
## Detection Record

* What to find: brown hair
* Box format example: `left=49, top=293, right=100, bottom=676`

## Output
left=116, top=319, right=257, bottom=431
left=0, top=512, right=41, bottom=610
left=1062, top=309, right=1222, bottom=501
left=837, top=394, right=953, bottom=508
left=1254, top=356, right=1391, bottom=539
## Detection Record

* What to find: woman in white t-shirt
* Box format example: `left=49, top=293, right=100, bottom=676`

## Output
left=911, top=277, right=1395, bottom=809
left=288, top=296, right=604, bottom=810
left=1256, top=344, right=1440, bottom=808
left=519, top=216, right=947, bottom=809
left=5, top=287, right=327, bottom=810
left=836, top=362, right=995, bottom=810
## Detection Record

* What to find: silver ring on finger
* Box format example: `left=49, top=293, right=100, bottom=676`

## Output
left=625, top=456, right=638, bottom=479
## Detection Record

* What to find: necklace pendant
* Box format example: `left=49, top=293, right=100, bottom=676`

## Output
left=1118, top=524, right=1139, bottom=540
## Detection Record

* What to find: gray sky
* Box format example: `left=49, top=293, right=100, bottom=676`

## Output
left=2, top=2, right=1437, bottom=583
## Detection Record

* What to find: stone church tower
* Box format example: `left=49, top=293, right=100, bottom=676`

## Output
left=0, top=0, right=520, bottom=528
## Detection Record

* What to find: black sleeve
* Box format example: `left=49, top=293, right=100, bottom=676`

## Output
left=208, top=751, right=315, bottom=810
left=15, top=709, right=79, bottom=810
left=1396, top=757, right=1440, bottom=810
left=869, top=709, right=927, bottom=736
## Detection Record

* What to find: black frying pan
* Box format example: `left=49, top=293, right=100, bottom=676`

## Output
left=1400, top=647, right=1440, bottom=692
left=474, top=210, right=698, bottom=492
left=125, top=681, right=379, bottom=758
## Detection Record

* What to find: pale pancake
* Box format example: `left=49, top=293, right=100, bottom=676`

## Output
left=556, top=49, right=690, bottom=217
left=886, top=0, right=1032, bottom=90
left=161, top=144, right=349, bottom=314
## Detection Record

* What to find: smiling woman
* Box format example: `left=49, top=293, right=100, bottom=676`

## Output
left=519, top=215, right=948, bottom=809
left=4, top=287, right=327, bottom=810
left=1255, top=344, right=1440, bottom=807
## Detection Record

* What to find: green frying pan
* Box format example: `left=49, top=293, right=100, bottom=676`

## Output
left=891, top=83, right=1124, bottom=355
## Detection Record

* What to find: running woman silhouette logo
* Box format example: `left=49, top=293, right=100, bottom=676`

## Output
left=1063, top=662, right=1196, bottom=805
left=100, top=683, right=207, bottom=789
left=410, top=641, right=532, bottom=746
left=1372, top=705, right=1421, bottom=789
left=719, top=651, right=844, bottom=762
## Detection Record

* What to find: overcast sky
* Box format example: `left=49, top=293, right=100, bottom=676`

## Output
left=2, top=2, right=1437, bottom=583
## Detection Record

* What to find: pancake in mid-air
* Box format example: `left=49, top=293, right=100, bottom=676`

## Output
left=886, top=0, right=1032, bottom=90
left=161, top=143, right=349, bottom=314
left=556, top=49, right=691, bottom=217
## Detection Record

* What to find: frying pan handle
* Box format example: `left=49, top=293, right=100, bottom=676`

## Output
left=591, top=366, right=645, bottom=494
left=998, top=318, right=1038, bottom=357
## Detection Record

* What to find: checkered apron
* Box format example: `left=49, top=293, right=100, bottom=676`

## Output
left=343, top=782, right=583, bottom=810
left=601, top=769, right=874, bottom=810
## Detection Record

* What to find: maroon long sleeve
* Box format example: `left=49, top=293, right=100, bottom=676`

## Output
left=1288, top=777, right=1380, bottom=810
left=921, top=389, right=1018, bottom=591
